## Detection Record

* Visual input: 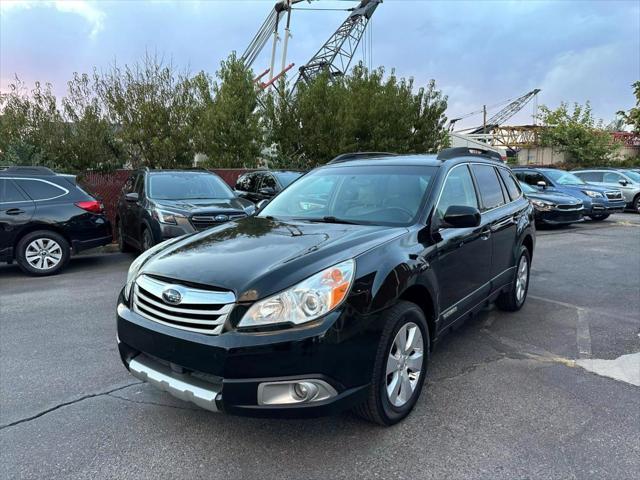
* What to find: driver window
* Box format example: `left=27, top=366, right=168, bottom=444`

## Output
left=603, top=172, right=622, bottom=184
left=437, top=165, right=478, bottom=219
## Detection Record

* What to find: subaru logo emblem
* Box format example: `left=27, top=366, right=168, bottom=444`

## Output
left=162, top=288, right=182, bottom=305
left=214, top=214, right=229, bottom=222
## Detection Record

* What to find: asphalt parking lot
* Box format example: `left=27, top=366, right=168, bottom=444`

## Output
left=1, top=213, right=639, bottom=480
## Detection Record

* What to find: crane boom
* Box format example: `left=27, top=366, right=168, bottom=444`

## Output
left=469, top=89, right=541, bottom=134
left=296, top=0, right=382, bottom=87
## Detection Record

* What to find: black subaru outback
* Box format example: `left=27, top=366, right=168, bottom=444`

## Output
left=116, top=148, right=535, bottom=425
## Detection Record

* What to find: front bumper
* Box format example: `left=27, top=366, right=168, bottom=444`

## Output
left=534, top=207, right=584, bottom=225
left=116, top=294, right=378, bottom=418
left=586, top=199, right=626, bottom=215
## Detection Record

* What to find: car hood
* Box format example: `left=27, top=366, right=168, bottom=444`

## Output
left=526, top=191, right=582, bottom=205
left=153, top=197, right=251, bottom=214
left=139, top=216, right=405, bottom=300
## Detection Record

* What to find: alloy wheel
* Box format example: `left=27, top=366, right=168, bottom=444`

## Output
left=386, top=322, right=424, bottom=408
left=25, top=238, right=62, bottom=271
left=516, top=254, right=529, bottom=304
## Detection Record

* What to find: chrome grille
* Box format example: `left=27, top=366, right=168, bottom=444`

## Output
left=190, top=213, right=247, bottom=231
left=133, top=275, right=235, bottom=335
left=605, top=191, right=623, bottom=200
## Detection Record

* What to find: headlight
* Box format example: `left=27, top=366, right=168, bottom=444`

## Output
left=152, top=208, right=185, bottom=225
left=531, top=199, right=554, bottom=211
left=582, top=190, right=603, bottom=198
left=238, top=259, right=355, bottom=328
left=123, top=239, right=175, bottom=301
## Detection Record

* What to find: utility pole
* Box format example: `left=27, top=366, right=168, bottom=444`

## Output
left=483, top=105, right=487, bottom=134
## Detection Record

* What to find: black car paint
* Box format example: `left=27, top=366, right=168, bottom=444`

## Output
left=117, top=156, right=535, bottom=417
left=0, top=173, right=112, bottom=263
left=116, top=170, right=255, bottom=250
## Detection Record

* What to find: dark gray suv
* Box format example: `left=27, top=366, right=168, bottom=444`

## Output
left=116, top=169, right=255, bottom=252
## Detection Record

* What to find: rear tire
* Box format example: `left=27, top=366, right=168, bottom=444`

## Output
left=588, top=213, right=609, bottom=221
left=354, top=301, right=430, bottom=426
left=16, top=230, right=70, bottom=276
left=496, top=246, right=530, bottom=312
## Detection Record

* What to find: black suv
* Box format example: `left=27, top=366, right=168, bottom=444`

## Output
left=116, top=148, right=535, bottom=425
left=0, top=166, right=112, bottom=275
left=116, top=169, right=255, bottom=252
left=234, top=170, right=303, bottom=203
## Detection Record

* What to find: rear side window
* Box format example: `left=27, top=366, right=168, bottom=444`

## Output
left=13, top=179, right=68, bottom=201
left=235, top=173, right=251, bottom=191
left=471, top=164, right=505, bottom=210
left=437, top=165, right=478, bottom=218
left=260, top=174, right=277, bottom=190
left=498, top=168, right=522, bottom=201
left=0, top=179, right=28, bottom=203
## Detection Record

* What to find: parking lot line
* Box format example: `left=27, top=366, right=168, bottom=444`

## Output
left=576, top=309, right=592, bottom=359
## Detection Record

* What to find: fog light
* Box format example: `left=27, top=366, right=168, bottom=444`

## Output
left=293, top=381, right=319, bottom=401
left=258, top=379, right=338, bottom=406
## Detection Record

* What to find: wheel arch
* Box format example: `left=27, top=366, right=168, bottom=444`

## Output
left=522, top=234, right=534, bottom=260
left=399, top=285, right=437, bottom=349
left=12, top=224, right=72, bottom=257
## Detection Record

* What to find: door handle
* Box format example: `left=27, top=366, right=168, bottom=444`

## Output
left=480, top=227, right=492, bottom=240
left=5, top=208, right=25, bottom=215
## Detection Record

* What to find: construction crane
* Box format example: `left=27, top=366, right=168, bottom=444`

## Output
left=295, top=0, right=382, bottom=87
left=241, top=0, right=382, bottom=90
left=460, top=89, right=541, bottom=134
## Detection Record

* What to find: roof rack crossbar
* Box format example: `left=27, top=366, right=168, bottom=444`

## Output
left=436, top=147, right=503, bottom=162
left=328, top=152, right=399, bottom=164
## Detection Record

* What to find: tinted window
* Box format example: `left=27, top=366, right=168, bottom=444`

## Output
left=437, top=165, right=478, bottom=218
left=14, top=179, right=67, bottom=201
left=260, top=174, right=277, bottom=190
left=471, top=165, right=505, bottom=210
left=515, top=170, right=547, bottom=186
left=575, top=171, right=603, bottom=182
left=274, top=171, right=302, bottom=188
left=123, top=174, right=136, bottom=193
left=498, top=168, right=521, bottom=201
left=260, top=165, right=436, bottom=226
left=148, top=173, right=234, bottom=200
left=0, top=179, right=28, bottom=202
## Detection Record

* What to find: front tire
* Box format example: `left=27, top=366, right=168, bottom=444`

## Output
left=588, top=213, right=610, bottom=221
left=117, top=219, right=133, bottom=253
left=354, top=301, right=430, bottom=426
left=633, top=195, right=640, bottom=214
left=141, top=227, right=155, bottom=252
left=16, top=230, right=70, bottom=276
left=496, top=246, right=531, bottom=312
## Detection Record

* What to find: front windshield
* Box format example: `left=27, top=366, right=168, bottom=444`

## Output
left=544, top=170, right=586, bottom=185
left=149, top=173, right=234, bottom=200
left=519, top=181, right=537, bottom=194
left=624, top=171, right=640, bottom=183
left=259, top=165, right=437, bottom=226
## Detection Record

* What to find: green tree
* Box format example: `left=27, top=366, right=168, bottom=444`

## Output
left=96, top=53, right=200, bottom=169
left=537, top=102, right=621, bottom=166
left=617, top=81, right=640, bottom=133
left=61, top=72, right=122, bottom=171
left=195, top=52, right=262, bottom=168
left=410, top=79, right=450, bottom=153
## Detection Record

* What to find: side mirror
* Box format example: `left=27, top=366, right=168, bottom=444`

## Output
left=256, top=199, right=270, bottom=211
left=619, top=179, right=628, bottom=186
left=259, top=187, right=276, bottom=196
left=125, top=192, right=139, bottom=203
left=442, top=205, right=481, bottom=229
left=536, top=181, right=547, bottom=189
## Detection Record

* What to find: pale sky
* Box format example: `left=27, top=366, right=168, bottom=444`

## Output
left=1, top=0, right=638, bottom=129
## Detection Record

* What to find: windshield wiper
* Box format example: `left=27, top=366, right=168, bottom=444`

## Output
left=299, top=216, right=361, bottom=225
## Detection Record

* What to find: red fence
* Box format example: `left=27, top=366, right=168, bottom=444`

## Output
left=78, top=169, right=254, bottom=241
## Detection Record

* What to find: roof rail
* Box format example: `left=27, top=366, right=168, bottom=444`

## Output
left=0, top=165, right=56, bottom=175
left=437, top=147, right=503, bottom=163
left=328, top=152, right=398, bottom=164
